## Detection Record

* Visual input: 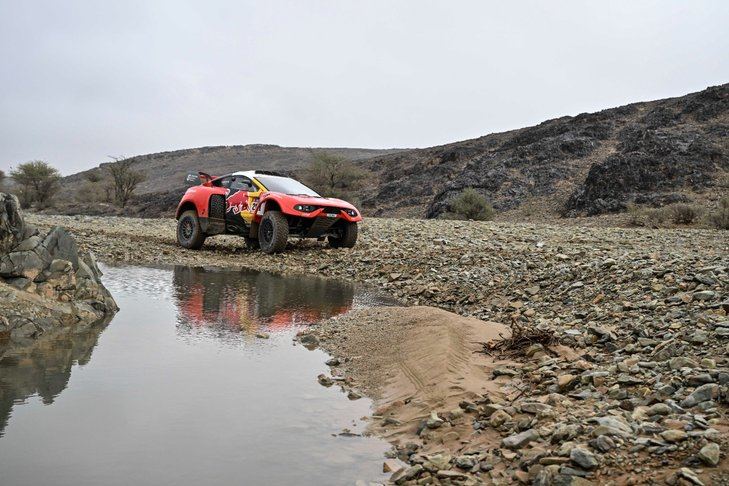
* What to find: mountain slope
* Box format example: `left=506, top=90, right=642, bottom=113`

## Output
left=358, top=83, right=728, bottom=219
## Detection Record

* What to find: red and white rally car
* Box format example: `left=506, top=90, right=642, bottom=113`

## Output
left=175, top=170, right=362, bottom=253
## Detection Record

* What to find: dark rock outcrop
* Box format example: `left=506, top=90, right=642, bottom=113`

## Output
left=0, top=192, right=117, bottom=346
left=356, top=83, right=728, bottom=218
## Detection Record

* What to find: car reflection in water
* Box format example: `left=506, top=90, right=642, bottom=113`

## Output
left=172, top=266, right=355, bottom=337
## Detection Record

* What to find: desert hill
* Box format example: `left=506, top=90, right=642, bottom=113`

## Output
left=54, top=84, right=728, bottom=220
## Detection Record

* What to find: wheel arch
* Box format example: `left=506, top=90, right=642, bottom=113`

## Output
left=176, top=201, right=197, bottom=220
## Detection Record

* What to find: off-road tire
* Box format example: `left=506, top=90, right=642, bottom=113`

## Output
left=328, top=222, right=358, bottom=249
left=177, top=210, right=206, bottom=250
left=258, top=211, right=288, bottom=254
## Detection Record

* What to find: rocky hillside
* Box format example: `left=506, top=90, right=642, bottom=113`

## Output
left=0, top=193, right=117, bottom=348
left=54, top=144, right=403, bottom=217
left=359, top=84, right=728, bottom=218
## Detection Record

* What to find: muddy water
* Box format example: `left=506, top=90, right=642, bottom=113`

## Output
left=0, top=265, right=396, bottom=486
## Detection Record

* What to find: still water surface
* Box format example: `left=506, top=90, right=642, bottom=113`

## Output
left=0, top=265, right=395, bottom=485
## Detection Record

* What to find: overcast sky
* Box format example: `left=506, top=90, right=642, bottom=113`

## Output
left=1, top=1, right=728, bottom=175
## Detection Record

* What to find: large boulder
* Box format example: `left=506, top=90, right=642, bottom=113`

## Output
left=0, top=192, right=118, bottom=347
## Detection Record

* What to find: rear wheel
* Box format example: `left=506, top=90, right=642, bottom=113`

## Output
left=177, top=210, right=206, bottom=249
left=258, top=211, right=289, bottom=253
left=328, top=222, right=358, bottom=248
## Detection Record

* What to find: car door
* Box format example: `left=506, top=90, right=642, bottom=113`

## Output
left=225, top=176, right=260, bottom=229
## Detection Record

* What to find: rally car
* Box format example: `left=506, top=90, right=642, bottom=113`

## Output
left=175, top=170, right=362, bottom=253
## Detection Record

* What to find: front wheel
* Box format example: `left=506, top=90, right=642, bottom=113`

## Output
left=258, top=211, right=289, bottom=253
left=328, top=222, right=358, bottom=248
left=177, top=210, right=206, bottom=249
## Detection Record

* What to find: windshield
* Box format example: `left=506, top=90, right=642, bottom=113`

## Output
left=254, top=175, right=320, bottom=196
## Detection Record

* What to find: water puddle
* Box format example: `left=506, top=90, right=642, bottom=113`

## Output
left=0, top=265, right=396, bottom=486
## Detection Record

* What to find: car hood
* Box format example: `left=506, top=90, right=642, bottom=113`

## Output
left=266, top=193, right=358, bottom=210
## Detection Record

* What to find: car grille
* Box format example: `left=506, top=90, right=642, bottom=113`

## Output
left=322, top=207, right=342, bottom=215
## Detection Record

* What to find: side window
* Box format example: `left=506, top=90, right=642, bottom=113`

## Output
left=231, top=177, right=256, bottom=192
left=213, top=176, right=232, bottom=188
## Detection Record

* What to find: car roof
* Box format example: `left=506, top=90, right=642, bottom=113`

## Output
left=230, top=170, right=288, bottom=179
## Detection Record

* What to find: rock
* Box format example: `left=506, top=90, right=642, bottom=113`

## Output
left=325, top=357, right=340, bottom=366
left=347, top=390, right=362, bottom=400
left=255, top=332, right=270, bottom=339
left=383, top=458, right=407, bottom=473
left=569, top=447, right=599, bottom=470
left=557, top=374, right=578, bottom=391
left=693, top=290, right=717, bottom=301
left=299, top=333, right=319, bottom=348
left=0, top=194, right=117, bottom=347
left=502, top=429, right=539, bottom=449
left=426, top=411, right=444, bottom=429
left=681, top=384, right=718, bottom=408
left=521, top=402, right=553, bottom=414
left=0, top=193, right=24, bottom=253
left=391, top=464, right=423, bottom=484
left=660, top=429, right=687, bottom=443
left=489, top=409, right=511, bottom=427
left=678, top=467, right=705, bottom=486
left=317, top=374, right=333, bottom=387
left=454, top=455, right=476, bottom=470
left=697, top=442, right=720, bottom=466
left=424, top=453, right=451, bottom=471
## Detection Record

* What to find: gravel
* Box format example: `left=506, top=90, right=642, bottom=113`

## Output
left=24, top=213, right=729, bottom=485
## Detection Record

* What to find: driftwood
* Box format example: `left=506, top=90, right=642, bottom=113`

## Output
left=482, top=322, right=555, bottom=358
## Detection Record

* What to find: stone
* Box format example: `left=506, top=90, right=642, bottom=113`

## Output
left=678, top=467, right=705, bottom=486
left=317, top=374, right=333, bottom=387
left=660, top=429, right=687, bottom=443
left=557, top=374, right=578, bottom=391
left=299, top=333, right=319, bottom=348
left=426, top=411, right=444, bottom=429
left=521, top=402, right=553, bottom=414
left=569, top=447, right=599, bottom=470
left=681, top=384, right=718, bottom=408
left=391, top=464, right=423, bottom=484
left=502, top=429, right=539, bottom=449
left=489, top=409, right=511, bottom=427
left=383, top=459, right=407, bottom=473
left=697, top=442, right=720, bottom=466
left=693, top=290, right=716, bottom=301
left=454, top=455, right=476, bottom=470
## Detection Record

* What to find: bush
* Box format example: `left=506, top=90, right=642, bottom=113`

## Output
left=10, top=160, right=61, bottom=208
left=707, top=197, right=729, bottom=230
left=449, top=188, right=494, bottom=221
left=667, top=203, right=703, bottom=225
left=645, top=207, right=669, bottom=228
left=0, top=169, right=5, bottom=192
left=626, top=202, right=643, bottom=226
left=107, top=156, right=146, bottom=208
left=303, top=151, right=366, bottom=199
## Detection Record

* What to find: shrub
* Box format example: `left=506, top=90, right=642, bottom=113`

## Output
left=107, top=156, right=146, bottom=208
left=303, top=151, right=366, bottom=199
left=626, top=202, right=643, bottom=226
left=10, top=160, right=61, bottom=208
left=0, top=169, right=5, bottom=192
left=645, top=207, right=669, bottom=228
left=449, top=188, right=494, bottom=221
left=667, top=203, right=703, bottom=225
left=707, top=197, right=729, bottom=230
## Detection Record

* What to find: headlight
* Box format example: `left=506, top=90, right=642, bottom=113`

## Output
left=294, top=204, right=317, bottom=212
left=346, top=209, right=358, bottom=217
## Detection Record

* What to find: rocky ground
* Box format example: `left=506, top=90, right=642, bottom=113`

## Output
left=25, top=213, right=729, bottom=485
